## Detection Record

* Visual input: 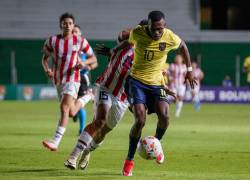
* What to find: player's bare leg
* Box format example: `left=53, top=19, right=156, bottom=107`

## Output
left=64, top=103, right=110, bottom=169
left=78, top=124, right=112, bottom=170
left=154, top=101, right=170, bottom=163
left=123, top=103, right=146, bottom=176
left=43, top=94, right=73, bottom=151
left=175, top=96, right=184, bottom=118
left=69, top=90, right=93, bottom=117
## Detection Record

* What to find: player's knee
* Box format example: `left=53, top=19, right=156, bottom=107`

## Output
left=135, top=119, right=145, bottom=130
left=158, top=113, right=170, bottom=127
left=68, top=109, right=77, bottom=117
left=60, top=103, right=70, bottom=115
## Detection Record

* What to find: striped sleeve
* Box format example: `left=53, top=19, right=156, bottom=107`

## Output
left=80, top=37, right=94, bottom=57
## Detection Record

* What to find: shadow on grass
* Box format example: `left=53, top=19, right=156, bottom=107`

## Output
left=1, top=168, right=59, bottom=174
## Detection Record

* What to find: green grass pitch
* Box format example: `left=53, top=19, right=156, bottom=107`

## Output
left=0, top=101, right=249, bottom=180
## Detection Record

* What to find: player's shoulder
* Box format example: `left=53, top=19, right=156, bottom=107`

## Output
left=132, top=25, right=146, bottom=34
left=245, top=56, right=250, bottom=63
left=163, top=28, right=177, bottom=37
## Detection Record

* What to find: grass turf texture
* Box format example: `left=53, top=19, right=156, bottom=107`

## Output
left=0, top=101, right=249, bottom=180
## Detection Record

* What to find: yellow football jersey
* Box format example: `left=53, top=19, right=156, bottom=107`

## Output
left=128, top=25, right=181, bottom=85
left=244, top=56, right=250, bottom=82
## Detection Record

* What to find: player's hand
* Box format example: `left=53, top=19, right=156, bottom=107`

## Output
left=184, top=71, right=197, bottom=89
left=45, top=69, right=53, bottom=79
left=164, top=85, right=177, bottom=101
left=94, top=44, right=111, bottom=57
left=75, top=61, right=88, bottom=70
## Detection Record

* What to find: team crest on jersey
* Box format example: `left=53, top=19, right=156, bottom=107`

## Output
left=159, top=42, right=166, bottom=51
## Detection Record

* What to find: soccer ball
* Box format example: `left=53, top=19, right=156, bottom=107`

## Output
left=137, top=136, right=163, bottom=161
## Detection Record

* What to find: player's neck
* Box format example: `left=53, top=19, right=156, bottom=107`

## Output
left=62, top=32, right=73, bottom=39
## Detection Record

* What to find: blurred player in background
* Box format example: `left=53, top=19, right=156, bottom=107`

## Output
left=189, top=61, right=204, bottom=111
left=72, top=25, right=97, bottom=135
left=109, top=11, right=196, bottom=176
left=41, top=13, right=97, bottom=151
left=64, top=29, right=134, bottom=170
left=169, top=54, right=187, bottom=117
left=243, top=56, right=250, bottom=86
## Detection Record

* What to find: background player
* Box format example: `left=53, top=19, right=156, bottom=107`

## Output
left=169, top=54, right=187, bottom=117
left=109, top=11, right=196, bottom=176
left=72, top=25, right=98, bottom=135
left=190, top=61, right=204, bottom=111
left=41, top=13, right=97, bottom=151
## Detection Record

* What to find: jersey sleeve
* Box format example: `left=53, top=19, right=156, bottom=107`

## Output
left=80, top=37, right=94, bottom=57
left=42, top=37, right=53, bottom=56
left=168, top=30, right=182, bottom=50
left=128, top=25, right=141, bottom=44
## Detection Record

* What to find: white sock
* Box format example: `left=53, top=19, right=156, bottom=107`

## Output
left=175, top=101, right=183, bottom=117
left=78, top=94, right=92, bottom=107
left=69, top=131, right=93, bottom=160
left=52, top=126, right=66, bottom=147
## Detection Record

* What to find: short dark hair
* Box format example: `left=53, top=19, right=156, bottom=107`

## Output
left=139, top=19, right=148, bottom=26
left=59, top=12, right=75, bottom=28
left=148, top=11, right=165, bottom=22
left=74, top=24, right=81, bottom=29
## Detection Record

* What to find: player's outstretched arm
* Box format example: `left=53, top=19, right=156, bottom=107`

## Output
left=110, top=40, right=131, bottom=55
left=179, top=41, right=197, bottom=89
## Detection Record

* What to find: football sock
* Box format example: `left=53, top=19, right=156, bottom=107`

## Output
left=155, top=126, right=166, bottom=140
left=89, top=140, right=103, bottom=152
left=69, top=131, right=93, bottom=159
left=52, top=126, right=65, bottom=147
left=175, top=101, right=183, bottom=117
left=78, top=108, right=86, bottom=134
left=78, top=94, right=92, bottom=107
left=127, top=136, right=140, bottom=160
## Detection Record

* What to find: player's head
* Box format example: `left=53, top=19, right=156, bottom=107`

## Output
left=73, top=24, right=82, bottom=36
left=192, top=61, right=198, bottom=69
left=59, top=13, right=75, bottom=35
left=175, top=54, right=183, bottom=64
left=148, top=11, right=166, bottom=40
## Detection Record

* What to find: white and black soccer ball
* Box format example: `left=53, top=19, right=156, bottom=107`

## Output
left=137, top=136, right=163, bottom=161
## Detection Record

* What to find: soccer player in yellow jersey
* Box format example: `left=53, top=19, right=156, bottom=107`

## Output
left=111, top=11, right=196, bottom=176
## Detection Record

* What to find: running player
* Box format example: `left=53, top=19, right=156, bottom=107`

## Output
left=72, top=25, right=97, bottom=134
left=110, top=11, right=196, bottom=176
left=190, top=61, right=204, bottom=111
left=64, top=30, right=134, bottom=170
left=169, top=54, right=187, bottom=117
left=64, top=28, right=177, bottom=170
left=41, top=13, right=97, bottom=151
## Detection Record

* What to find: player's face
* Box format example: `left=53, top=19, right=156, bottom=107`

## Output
left=72, top=27, right=82, bottom=36
left=192, top=62, right=197, bottom=69
left=175, top=55, right=183, bottom=64
left=148, top=18, right=166, bottom=40
left=61, top=18, right=74, bottom=35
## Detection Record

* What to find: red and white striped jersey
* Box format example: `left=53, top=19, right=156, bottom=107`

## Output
left=96, top=46, right=134, bottom=102
left=43, top=34, right=94, bottom=85
left=193, top=68, right=203, bottom=86
left=169, top=63, right=187, bottom=88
